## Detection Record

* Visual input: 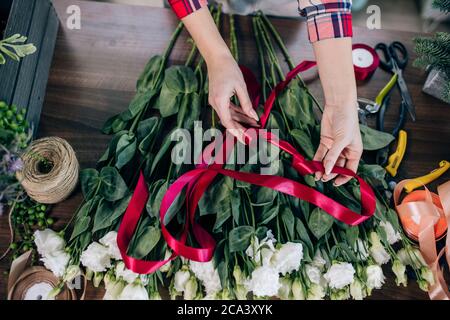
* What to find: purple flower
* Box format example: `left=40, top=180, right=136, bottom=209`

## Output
left=8, top=157, right=23, bottom=173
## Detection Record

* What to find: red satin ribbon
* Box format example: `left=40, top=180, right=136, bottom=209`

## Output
left=117, top=61, right=376, bottom=273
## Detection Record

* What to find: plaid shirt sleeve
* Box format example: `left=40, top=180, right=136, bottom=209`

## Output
left=298, top=0, right=353, bottom=43
left=168, top=0, right=209, bottom=19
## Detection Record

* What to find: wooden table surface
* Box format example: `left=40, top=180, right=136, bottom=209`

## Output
left=1, top=0, right=449, bottom=300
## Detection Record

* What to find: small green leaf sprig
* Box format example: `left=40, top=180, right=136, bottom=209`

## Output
left=0, top=34, right=36, bottom=65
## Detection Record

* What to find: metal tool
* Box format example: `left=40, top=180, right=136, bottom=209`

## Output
left=403, top=160, right=450, bottom=193
left=375, top=41, right=416, bottom=121
left=385, top=129, right=408, bottom=177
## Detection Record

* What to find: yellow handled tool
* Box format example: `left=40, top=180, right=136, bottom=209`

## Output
left=375, top=73, right=398, bottom=108
left=404, top=160, right=450, bottom=193
left=385, top=129, right=407, bottom=177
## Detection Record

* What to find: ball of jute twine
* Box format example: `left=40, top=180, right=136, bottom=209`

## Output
left=16, top=137, right=79, bottom=204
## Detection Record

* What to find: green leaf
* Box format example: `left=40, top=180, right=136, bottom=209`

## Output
left=252, top=187, right=276, bottom=207
left=130, top=225, right=161, bottom=259
left=102, top=115, right=128, bottom=134
left=92, top=195, right=131, bottom=233
left=295, top=218, right=313, bottom=254
left=163, top=66, right=198, bottom=94
left=80, top=168, right=99, bottom=198
left=99, top=167, right=128, bottom=201
left=147, top=180, right=168, bottom=218
left=231, top=189, right=241, bottom=225
left=158, top=66, right=198, bottom=117
left=259, top=197, right=279, bottom=225
left=137, top=55, right=164, bottom=93
left=115, top=133, right=137, bottom=169
left=360, top=124, right=395, bottom=151
left=150, top=130, right=175, bottom=176
left=281, top=207, right=295, bottom=240
left=386, top=208, right=401, bottom=230
left=358, top=164, right=387, bottom=188
left=137, top=117, right=161, bottom=154
left=121, top=90, right=155, bottom=121
left=158, top=86, right=181, bottom=117
left=179, top=93, right=201, bottom=130
left=70, top=216, right=91, bottom=241
left=229, top=226, right=255, bottom=253
left=345, top=226, right=359, bottom=248
left=214, top=200, right=232, bottom=232
left=308, top=207, right=334, bottom=239
left=290, top=129, right=315, bottom=159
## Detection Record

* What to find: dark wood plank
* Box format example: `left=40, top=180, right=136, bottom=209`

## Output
left=0, top=0, right=449, bottom=300
left=11, top=0, right=51, bottom=115
left=25, top=3, right=59, bottom=135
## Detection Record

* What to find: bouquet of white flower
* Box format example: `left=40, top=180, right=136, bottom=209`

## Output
left=34, top=8, right=434, bottom=300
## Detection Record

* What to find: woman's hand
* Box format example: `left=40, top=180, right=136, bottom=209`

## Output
left=313, top=103, right=363, bottom=186
left=181, top=8, right=258, bottom=144
left=312, top=37, right=361, bottom=185
left=207, top=54, right=259, bottom=143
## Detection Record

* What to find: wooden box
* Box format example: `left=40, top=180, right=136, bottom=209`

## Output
left=0, top=0, right=59, bottom=135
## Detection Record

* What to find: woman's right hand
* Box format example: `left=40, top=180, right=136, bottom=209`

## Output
left=207, top=54, right=260, bottom=143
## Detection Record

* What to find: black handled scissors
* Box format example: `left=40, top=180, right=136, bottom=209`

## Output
left=375, top=41, right=416, bottom=121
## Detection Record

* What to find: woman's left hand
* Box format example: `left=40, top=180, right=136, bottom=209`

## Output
left=313, top=102, right=363, bottom=186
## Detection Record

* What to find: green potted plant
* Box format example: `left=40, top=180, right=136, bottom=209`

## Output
left=414, top=0, right=450, bottom=103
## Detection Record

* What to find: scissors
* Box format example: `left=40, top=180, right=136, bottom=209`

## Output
left=375, top=41, right=416, bottom=121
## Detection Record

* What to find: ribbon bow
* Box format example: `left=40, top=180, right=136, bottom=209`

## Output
left=117, top=61, right=377, bottom=274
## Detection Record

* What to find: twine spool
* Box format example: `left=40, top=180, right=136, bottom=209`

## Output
left=8, top=266, right=77, bottom=300
left=16, top=137, right=79, bottom=204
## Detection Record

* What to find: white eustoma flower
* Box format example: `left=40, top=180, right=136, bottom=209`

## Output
left=398, top=246, right=427, bottom=269
left=115, top=261, right=139, bottom=284
left=245, top=266, right=280, bottom=297
left=324, top=262, right=355, bottom=290
left=190, top=260, right=222, bottom=296
left=306, top=283, right=325, bottom=300
left=99, top=231, right=122, bottom=260
left=365, top=264, right=385, bottom=289
left=271, top=242, right=303, bottom=275
left=312, top=250, right=327, bottom=270
left=173, top=268, right=191, bottom=293
left=291, top=278, right=305, bottom=300
left=350, top=279, right=366, bottom=300
left=369, top=232, right=390, bottom=265
left=159, top=251, right=172, bottom=273
left=63, top=265, right=81, bottom=283
left=379, top=221, right=401, bottom=245
left=392, top=259, right=407, bottom=287
left=118, top=283, right=149, bottom=300
left=420, top=267, right=435, bottom=286
left=41, top=251, right=70, bottom=277
left=80, top=242, right=112, bottom=272
left=305, top=264, right=321, bottom=284
left=330, top=288, right=351, bottom=300
left=184, top=276, right=198, bottom=300
left=245, top=230, right=276, bottom=265
left=103, top=281, right=125, bottom=300
left=354, top=239, right=369, bottom=261
left=34, top=229, right=65, bottom=256
left=277, top=277, right=292, bottom=300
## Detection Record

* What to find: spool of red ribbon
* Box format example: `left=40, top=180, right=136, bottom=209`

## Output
left=352, top=43, right=380, bottom=81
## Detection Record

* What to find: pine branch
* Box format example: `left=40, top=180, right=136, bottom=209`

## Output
left=413, top=32, right=450, bottom=72
left=432, top=0, right=450, bottom=12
